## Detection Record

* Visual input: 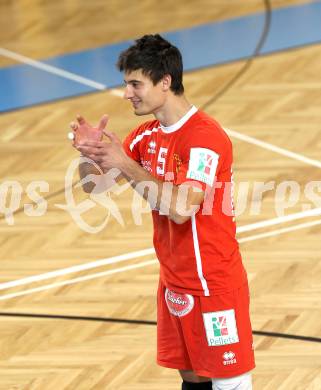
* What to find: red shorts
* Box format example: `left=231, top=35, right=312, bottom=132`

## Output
left=157, top=280, right=255, bottom=378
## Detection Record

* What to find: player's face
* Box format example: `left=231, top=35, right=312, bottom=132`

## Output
left=123, top=70, right=167, bottom=116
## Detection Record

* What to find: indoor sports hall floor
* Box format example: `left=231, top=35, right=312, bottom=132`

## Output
left=0, top=1, right=321, bottom=389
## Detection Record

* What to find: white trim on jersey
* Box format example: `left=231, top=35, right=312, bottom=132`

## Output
left=191, top=214, right=210, bottom=296
left=129, top=127, right=159, bottom=152
left=160, top=105, right=198, bottom=133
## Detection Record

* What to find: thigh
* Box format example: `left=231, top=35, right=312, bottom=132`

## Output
left=156, top=279, right=193, bottom=370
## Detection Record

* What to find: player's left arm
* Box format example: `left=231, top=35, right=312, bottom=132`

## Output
left=76, top=131, right=204, bottom=224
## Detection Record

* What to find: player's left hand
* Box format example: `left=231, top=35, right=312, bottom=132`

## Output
left=76, top=129, right=128, bottom=173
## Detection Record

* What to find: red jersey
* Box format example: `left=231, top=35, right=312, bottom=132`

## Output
left=123, top=106, right=247, bottom=296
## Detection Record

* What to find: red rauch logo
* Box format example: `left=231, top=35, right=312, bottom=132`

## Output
left=167, top=291, right=187, bottom=305
left=165, top=289, right=194, bottom=317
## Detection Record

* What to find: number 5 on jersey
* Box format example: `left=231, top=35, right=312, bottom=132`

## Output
left=156, top=147, right=168, bottom=176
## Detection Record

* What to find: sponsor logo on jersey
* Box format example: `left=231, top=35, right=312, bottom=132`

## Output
left=203, top=309, right=239, bottom=346
left=187, top=148, right=219, bottom=186
left=165, top=288, right=194, bottom=317
left=140, top=159, right=152, bottom=172
left=148, top=141, right=157, bottom=154
left=222, top=351, right=237, bottom=366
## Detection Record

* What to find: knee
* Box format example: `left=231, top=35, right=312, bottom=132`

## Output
left=180, top=370, right=212, bottom=389
left=212, top=372, right=252, bottom=390
left=182, top=380, right=212, bottom=389
left=179, top=369, right=211, bottom=383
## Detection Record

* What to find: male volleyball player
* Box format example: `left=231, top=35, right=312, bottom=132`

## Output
left=71, top=34, right=255, bottom=390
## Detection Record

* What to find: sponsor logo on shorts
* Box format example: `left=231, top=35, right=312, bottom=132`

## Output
left=202, top=309, right=239, bottom=346
left=165, top=288, right=194, bottom=317
left=222, top=351, right=237, bottom=366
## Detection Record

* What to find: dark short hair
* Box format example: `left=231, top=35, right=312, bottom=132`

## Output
left=117, top=34, right=184, bottom=95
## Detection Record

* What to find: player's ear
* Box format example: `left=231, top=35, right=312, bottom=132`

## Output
left=162, top=74, right=171, bottom=92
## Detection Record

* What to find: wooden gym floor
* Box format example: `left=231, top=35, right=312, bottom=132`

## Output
left=0, top=0, right=320, bottom=389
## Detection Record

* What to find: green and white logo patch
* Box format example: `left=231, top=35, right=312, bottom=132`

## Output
left=202, top=309, right=239, bottom=347
left=186, top=148, right=219, bottom=186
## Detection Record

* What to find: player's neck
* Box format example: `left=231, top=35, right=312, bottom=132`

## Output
left=154, top=95, right=193, bottom=127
